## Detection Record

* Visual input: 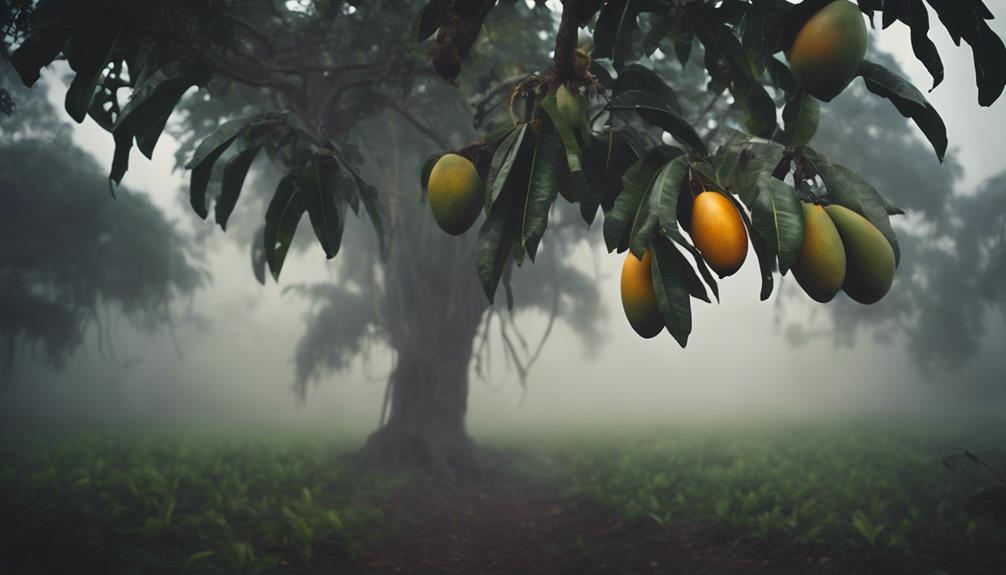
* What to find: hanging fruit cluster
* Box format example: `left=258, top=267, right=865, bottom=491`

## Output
left=414, top=0, right=1004, bottom=347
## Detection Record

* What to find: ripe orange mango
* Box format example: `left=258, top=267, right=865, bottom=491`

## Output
left=792, top=203, right=847, bottom=303
left=621, top=250, right=663, bottom=339
left=427, top=153, right=483, bottom=235
left=691, top=191, right=748, bottom=277
left=787, top=0, right=867, bottom=101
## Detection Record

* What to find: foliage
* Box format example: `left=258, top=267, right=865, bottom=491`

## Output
left=0, top=431, right=395, bottom=574
left=510, top=422, right=1006, bottom=574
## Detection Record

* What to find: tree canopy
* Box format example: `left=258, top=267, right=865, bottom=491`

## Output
left=2, top=0, right=1004, bottom=353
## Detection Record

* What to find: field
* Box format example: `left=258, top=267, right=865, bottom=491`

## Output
left=2, top=420, right=1004, bottom=574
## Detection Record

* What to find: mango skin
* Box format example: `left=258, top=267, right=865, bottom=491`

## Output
left=825, top=204, right=896, bottom=304
left=621, top=250, right=663, bottom=339
left=793, top=203, right=847, bottom=303
left=427, top=154, right=483, bottom=235
left=691, top=191, right=748, bottom=277
left=787, top=0, right=867, bottom=102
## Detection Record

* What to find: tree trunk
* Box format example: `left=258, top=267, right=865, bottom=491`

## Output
left=359, top=194, right=490, bottom=476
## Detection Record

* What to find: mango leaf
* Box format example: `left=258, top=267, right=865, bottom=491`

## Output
left=650, top=235, right=695, bottom=347
left=664, top=227, right=719, bottom=302
left=859, top=60, right=947, bottom=162
left=115, top=69, right=212, bottom=161
left=649, top=155, right=690, bottom=239
left=541, top=93, right=602, bottom=224
left=486, top=125, right=527, bottom=210
left=603, top=146, right=682, bottom=253
left=349, top=170, right=390, bottom=261
left=588, top=129, right=641, bottom=211
left=733, top=140, right=786, bottom=205
left=264, top=176, right=306, bottom=280
left=9, top=0, right=81, bottom=86
left=643, top=16, right=675, bottom=57
left=749, top=175, right=805, bottom=275
left=299, top=159, right=346, bottom=259
left=802, top=147, right=901, bottom=266
left=63, top=25, right=119, bottom=123
left=607, top=90, right=708, bottom=155
left=188, top=113, right=280, bottom=218
left=592, top=0, right=640, bottom=70
left=782, top=90, right=819, bottom=148
left=612, top=64, right=683, bottom=116
left=521, top=116, right=563, bottom=261
left=216, top=141, right=265, bottom=230
left=413, top=0, right=450, bottom=43
left=694, top=18, right=777, bottom=138
left=719, top=187, right=775, bottom=300
left=475, top=189, right=519, bottom=303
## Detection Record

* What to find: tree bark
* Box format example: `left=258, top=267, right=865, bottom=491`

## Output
left=359, top=192, right=490, bottom=477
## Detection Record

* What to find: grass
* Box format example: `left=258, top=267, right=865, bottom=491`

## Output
left=2, top=419, right=1004, bottom=574
left=0, top=428, right=399, bottom=574
left=503, top=419, right=1006, bottom=574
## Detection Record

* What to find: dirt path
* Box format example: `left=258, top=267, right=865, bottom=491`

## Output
left=330, top=474, right=842, bottom=575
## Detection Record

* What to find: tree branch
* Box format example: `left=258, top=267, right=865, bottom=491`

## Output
left=549, top=0, right=605, bottom=87
left=433, top=0, right=497, bottom=82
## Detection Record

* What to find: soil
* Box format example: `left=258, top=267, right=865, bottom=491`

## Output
left=329, top=473, right=845, bottom=575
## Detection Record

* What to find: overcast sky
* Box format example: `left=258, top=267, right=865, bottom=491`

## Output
left=11, top=1, right=1005, bottom=430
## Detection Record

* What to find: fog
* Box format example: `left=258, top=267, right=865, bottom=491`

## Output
left=2, top=4, right=1005, bottom=432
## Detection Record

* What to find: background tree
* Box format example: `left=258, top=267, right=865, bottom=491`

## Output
left=0, top=76, right=203, bottom=388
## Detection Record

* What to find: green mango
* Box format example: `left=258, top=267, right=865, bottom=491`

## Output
left=793, top=203, right=847, bottom=303
left=427, top=153, right=483, bottom=235
left=825, top=204, right=896, bottom=304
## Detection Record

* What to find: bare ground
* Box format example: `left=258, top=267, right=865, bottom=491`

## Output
left=328, top=473, right=846, bottom=575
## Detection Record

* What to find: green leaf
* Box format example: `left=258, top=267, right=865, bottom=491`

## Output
left=264, top=176, right=306, bottom=280
left=612, top=64, right=683, bottom=116
left=801, top=147, right=901, bottom=266
left=858, top=60, right=947, bottom=162
left=587, top=129, right=641, bottom=211
left=782, top=90, right=819, bottom=148
left=215, top=141, right=264, bottom=231
left=734, top=141, right=786, bottom=205
left=115, top=69, right=212, bottom=160
left=650, top=156, right=689, bottom=236
left=354, top=174, right=390, bottom=261
left=665, top=227, right=719, bottom=302
left=413, top=0, right=450, bottom=43
left=603, top=146, right=681, bottom=253
left=694, top=18, right=777, bottom=138
left=300, top=158, right=347, bottom=259
left=521, top=116, right=562, bottom=261
left=9, top=1, right=80, bottom=87
left=188, top=113, right=280, bottom=218
left=475, top=190, right=519, bottom=303
left=64, top=26, right=119, bottom=123
left=643, top=16, right=675, bottom=57
left=486, top=126, right=528, bottom=210
left=650, top=235, right=695, bottom=347
left=607, top=90, right=708, bottom=155
left=749, top=175, right=805, bottom=275
left=722, top=190, right=774, bottom=300
left=541, top=93, right=601, bottom=224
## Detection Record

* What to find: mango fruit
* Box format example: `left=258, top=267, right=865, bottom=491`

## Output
left=787, top=0, right=867, bottom=102
left=792, top=203, right=847, bottom=303
left=691, top=191, right=748, bottom=277
left=556, top=84, right=588, bottom=134
left=427, top=153, right=483, bottom=235
left=825, top=204, right=896, bottom=304
left=621, top=250, right=663, bottom=339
